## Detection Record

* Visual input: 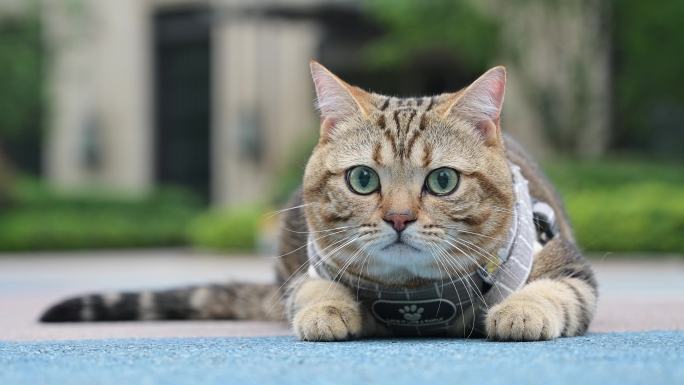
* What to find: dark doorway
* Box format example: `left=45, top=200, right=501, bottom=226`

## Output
left=153, top=8, right=212, bottom=203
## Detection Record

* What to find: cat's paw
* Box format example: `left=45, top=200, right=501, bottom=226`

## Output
left=293, top=300, right=362, bottom=341
left=485, top=294, right=563, bottom=341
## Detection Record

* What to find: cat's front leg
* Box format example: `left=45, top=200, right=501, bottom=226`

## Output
left=485, top=238, right=597, bottom=341
left=287, top=277, right=363, bottom=341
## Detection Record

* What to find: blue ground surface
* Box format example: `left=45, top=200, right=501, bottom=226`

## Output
left=1, top=332, right=682, bottom=385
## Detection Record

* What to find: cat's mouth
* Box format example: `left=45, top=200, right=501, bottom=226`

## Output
left=381, top=240, right=421, bottom=252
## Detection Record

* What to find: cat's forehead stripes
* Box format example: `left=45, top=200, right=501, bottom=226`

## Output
left=376, top=115, right=386, bottom=129
left=393, top=108, right=416, bottom=159
left=375, top=96, right=436, bottom=111
left=371, top=95, right=441, bottom=163
left=372, top=142, right=383, bottom=165
left=421, top=144, right=433, bottom=167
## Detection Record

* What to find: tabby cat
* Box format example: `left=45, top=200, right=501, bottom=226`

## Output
left=42, top=62, right=597, bottom=341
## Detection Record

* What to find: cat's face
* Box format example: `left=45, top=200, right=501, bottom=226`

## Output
left=302, top=63, right=514, bottom=284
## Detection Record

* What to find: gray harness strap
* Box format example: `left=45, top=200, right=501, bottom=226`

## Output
left=482, top=164, right=536, bottom=306
left=307, top=164, right=553, bottom=336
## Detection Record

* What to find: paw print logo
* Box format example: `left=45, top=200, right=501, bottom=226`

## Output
left=398, top=304, right=424, bottom=322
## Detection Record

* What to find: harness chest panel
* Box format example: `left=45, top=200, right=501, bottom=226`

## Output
left=353, top=271, right=486, bottom=336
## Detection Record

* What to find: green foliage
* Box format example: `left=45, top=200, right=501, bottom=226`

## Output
left=0, top=178, right=202, bottom=251
left=545, top=159, right=684, bottom=254
left=0, top=3, right=43, bottom=141
left=270, top=133, right=317, bottom=205
left=187, top=207, right=263, bottom=252
left=612, top=0, right=684, bottom=157
left=362, top=0, right=499, bottom=71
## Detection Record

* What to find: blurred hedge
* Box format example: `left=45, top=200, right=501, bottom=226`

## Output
left=189, top=159, right=684, bottom=256
left=545, top=159, right=684, bottom=255
left=0, top=178, right=201, bottom=251
left=187, top=207, right=262, bottom=252
left=2, top=160, right=682, bottom=256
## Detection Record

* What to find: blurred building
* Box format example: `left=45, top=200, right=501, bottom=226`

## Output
left=44, top=0, right=326, bottom=206
left=42, top=0, right=611, bottom=206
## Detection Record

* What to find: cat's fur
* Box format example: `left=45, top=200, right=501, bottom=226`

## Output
left=41, top=62, right=597, bottom=342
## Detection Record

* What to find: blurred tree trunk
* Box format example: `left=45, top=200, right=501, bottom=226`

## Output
left=481, top=0, right=612, bottom=158
left=0, top=0, right=41, bottom=204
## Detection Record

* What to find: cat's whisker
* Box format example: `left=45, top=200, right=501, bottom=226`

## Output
left=267, top=227, right=352, bottom=261
left=440, top=227, right=505, bottom=241
left=443, top=233, right=520, bottom=283
left=328, top=243, right=365, bottom=285
left=432, top=242, right=488, bottom=338
left=454, top=237, right=518, bottom=278
left=269, top=233, right=359, bottom=308
left=263, top=202, right=318, bottom=219
left=429, top=242, right=477, bottom=336
left=445, top=232, right=521, bottom=282
left=440, top=228, right=521, bottom=277
left=312, top=234, right=359, bottom=269
left=331, top=244, right=368, bottom=290
left=425, top=241, right=446, bottom=314
left=435, top=239, right=490, bottom=308
left=355, top=244, right=376, bottom=300
left=432, top=243, right=446, bottom=316
left=361, top=243, right=382, bottom=295
left=486, top=203, right=555, bottom=224
left=321, top=238, right=367, bottom=298
left=427, top=242, right=467, bottom=334
left=430, top=226, right=510, bottom=250
left=279, top=224, right=360, bottom=235
left=431, top=241, right=481, bottom=327
left=268, top=232, right=358, bottom=313
left=449, top=237, right=517, bottom=303
left=267, top=226, right=361, bottom=307
left=269, top=232, right=363, bottom=315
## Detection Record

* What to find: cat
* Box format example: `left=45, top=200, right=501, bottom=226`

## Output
left=41, top=62, right=597, bottom=342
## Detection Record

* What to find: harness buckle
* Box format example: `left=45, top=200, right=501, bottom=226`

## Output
left=532, top=201, right=558, bottom=245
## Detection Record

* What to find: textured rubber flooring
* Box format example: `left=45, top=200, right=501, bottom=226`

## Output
left=1, top=332, right=682, bottom=385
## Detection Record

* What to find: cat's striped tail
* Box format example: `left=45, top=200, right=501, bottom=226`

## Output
left=40, top=283, right=284, bottom=322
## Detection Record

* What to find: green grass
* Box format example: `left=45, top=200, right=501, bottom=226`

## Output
left=544, top=159, right=684, bottom=254
left=0, top=178, right=202, bottom=251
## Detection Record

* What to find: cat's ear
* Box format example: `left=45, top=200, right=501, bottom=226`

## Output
left=442, top=66, right=506, bottom=146
left=310, top=60, right=372, bottom=137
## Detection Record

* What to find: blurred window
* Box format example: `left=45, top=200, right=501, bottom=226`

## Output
left=154, top=7, right=212, bottom=203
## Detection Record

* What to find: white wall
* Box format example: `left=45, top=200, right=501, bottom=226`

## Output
left=213, top=15, right=319, bottom=206
left=44, top=0, right=153, bottom=195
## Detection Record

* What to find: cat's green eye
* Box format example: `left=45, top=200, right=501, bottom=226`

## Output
left=425, top=167, right=460, bottom=196
left=346, top=166, right=380, bottom=195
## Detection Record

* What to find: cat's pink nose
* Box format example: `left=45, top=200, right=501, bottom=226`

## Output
left=383, top=212, right=417, bottom=233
